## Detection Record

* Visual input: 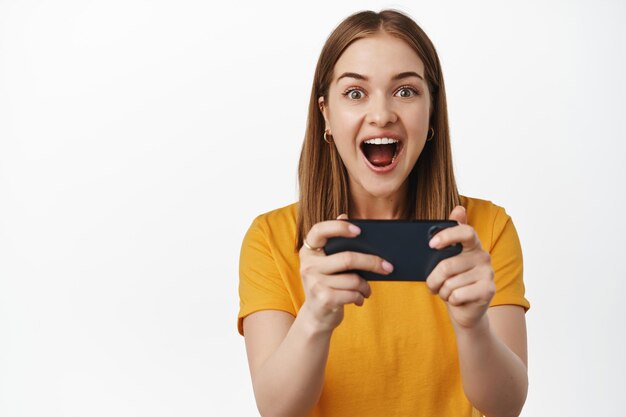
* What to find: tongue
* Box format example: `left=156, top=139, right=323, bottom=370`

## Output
left=364, top=144, right=395, bottom=167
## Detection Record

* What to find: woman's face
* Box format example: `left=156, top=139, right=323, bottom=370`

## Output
left=319, top=31, right=431, bottom=201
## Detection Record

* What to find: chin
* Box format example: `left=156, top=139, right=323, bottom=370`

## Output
left=360, top=179, right=407, bottom=200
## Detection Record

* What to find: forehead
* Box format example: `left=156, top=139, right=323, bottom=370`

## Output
left=332, top=32, right=425, bottom=81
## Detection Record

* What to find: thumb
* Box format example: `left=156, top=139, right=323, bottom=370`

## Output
left=448, top=205, right=467, bottom=225
left=336, top=213, right=349, bottom=220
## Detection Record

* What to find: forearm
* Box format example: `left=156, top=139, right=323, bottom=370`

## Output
left=454, top=316, right=528, bottom=417
left=252, top=305, right=331, bottom=417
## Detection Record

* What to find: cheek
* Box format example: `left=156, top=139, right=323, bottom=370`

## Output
left=406, top=106, right=430, bottom=134
left=329, top=106, right=362, bottom=134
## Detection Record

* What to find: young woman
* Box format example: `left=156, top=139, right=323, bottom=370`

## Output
left=238, top=10, right=529, bottom=417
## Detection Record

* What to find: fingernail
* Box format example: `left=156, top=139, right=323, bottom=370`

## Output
left=382, top=260, right=394, bottom=273
left=429, top=236, right=440, bottom=248
left=349, top=225, right=361, bottom=235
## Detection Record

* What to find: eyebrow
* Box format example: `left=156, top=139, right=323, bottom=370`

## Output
left=336, top=71, right=424, bottom=82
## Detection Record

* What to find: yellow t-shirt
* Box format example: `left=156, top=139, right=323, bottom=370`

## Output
left=238, top=196, right=529, bottom=417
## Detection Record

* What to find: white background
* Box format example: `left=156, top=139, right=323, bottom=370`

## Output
left=1, top=0, right=625, bottom=415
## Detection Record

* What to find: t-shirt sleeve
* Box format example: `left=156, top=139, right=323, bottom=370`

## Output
left=237, top=217, right=296, bottom=335
left=488, top=207, right=530, bottom=311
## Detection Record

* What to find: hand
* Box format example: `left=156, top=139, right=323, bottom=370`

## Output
left=299, top=214, right=394, bottom=333
left=426, top=206, right=495, bottom=330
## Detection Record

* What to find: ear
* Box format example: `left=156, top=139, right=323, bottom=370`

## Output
left=318, top=96, right=331, bottom=131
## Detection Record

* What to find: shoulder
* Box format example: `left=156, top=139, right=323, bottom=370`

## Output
left=460, top=195, right=514, bottom=251
left=251, top=202, right=298, bottom=229
left=244, top=202, right=299, bottom=252
left=461, top=194, right=506, bottom=219
left=238, top=204, right=300, bottom=335
left=461, top=196, right=529, bottom=309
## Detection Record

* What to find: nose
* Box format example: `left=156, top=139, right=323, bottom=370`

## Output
left=365, top=94, right=397, bottom=127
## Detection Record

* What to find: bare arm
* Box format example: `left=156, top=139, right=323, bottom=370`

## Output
left=427, top=206, right=528, bottom=417
left=243, top=308, right=332, bottom=417
left=454, top=305, right=528, bottom=417
left=242, top=218, right=391, bottom=417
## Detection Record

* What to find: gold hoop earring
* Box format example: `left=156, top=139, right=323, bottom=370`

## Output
left=323, top=130, right=334, bottom=144
left=426, top=127, right=435, bottom=142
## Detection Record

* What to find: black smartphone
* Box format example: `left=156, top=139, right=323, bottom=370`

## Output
left=324, top=220, right=462, bottom=281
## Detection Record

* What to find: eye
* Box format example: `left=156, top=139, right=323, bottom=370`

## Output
left=395, top=86, right=419, bottom=98
left=342, top=88, right=365, bottom=100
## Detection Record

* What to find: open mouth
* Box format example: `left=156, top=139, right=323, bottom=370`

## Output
left=360, top=137, right=402, bottom=168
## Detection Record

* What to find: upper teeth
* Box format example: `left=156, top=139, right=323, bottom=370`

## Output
left=364, top=137, right=399, bottom=145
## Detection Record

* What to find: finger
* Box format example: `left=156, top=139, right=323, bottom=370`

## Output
left=322, top=273, right=372, bottom=298
left=429, top=223, right=480, bottom=251
left=448, top=279, right=495, bottom=307
left=436, top=269, right=481, bottom=302
left=336, top=213, right=349, bottom=220
left=304, top=220, right=361, bottom=251
left=448, top=205, right=467, bottom=225
left=319, top=251, right=394, bottom=276
left=426, top=254, right=476, bottom=294
left=314, top=287, right=367, bottom=310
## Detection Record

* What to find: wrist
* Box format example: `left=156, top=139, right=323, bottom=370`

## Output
left=298, top=302, right=336, bottom=338
left=452, top=314, right=491, bottom=339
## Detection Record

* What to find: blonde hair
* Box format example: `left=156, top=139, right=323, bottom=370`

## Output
left=297, top=10, right=460, bottom=248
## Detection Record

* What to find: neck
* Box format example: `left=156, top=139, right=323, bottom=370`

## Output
left=348, top=181, right=408, bottom=220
